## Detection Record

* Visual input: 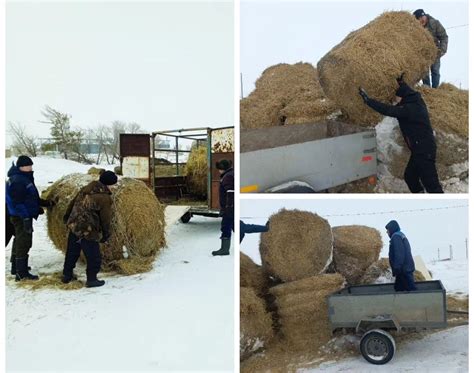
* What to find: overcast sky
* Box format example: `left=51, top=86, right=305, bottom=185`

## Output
left=240, top=198, right=469, bottom=264
left=241, top=0, right=469, bottom=97
left=6, top=1, right=233, bottom=142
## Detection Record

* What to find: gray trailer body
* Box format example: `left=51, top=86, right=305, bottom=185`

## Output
left=240, top=121, right=377, bottom=193
left=328, top=281, right=447, bottom=331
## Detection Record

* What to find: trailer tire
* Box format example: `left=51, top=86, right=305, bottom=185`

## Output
left=360, top=329, right=396, bottom=365
left=180, top=212, right=192, bottom=224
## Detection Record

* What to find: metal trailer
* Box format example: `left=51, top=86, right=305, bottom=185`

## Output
left=151, top=127, right=234, bottom=223
left=327, top=281, right=447, bottom=365
left=240, top=121, right=377, bottom=193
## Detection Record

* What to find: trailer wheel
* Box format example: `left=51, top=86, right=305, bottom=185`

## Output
left=180, top=212, right=192, bottom=224
left=360, top=329, right=396, bottom=365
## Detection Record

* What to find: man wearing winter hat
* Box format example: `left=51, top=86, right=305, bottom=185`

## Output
left=413, top=9, right=448, bottom=88
left=6, top=156, right=55, bottom=280
left=385, top=220, right=417, bottom=292
left=62, top=170, right=118, bottom=287
left=359, top=76, right=443, bottom=193
left=212, top=159, right=234, bottom=256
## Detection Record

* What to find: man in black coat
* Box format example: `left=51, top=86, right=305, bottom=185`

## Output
left=212, top=159, right=234, bottom=256
left=359, top=78, right=443, bottom=193
left=385, top=220, right=417, bottom=292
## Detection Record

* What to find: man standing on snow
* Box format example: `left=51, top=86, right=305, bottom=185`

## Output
left=240, top=220, right=269, bottom=243
left=359, top=76, right=443, bottom=193
left=6, top=156, right=54, bottom=280
left=413, top=9, right=448, bottom=88
left=62, top=171, right=118, bottom=287
left=385, top=220, right=417, bottom=292
left=212, top=160, right=234, bottom=256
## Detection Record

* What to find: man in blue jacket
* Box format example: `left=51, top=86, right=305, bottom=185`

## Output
left=385, top=220, right=417, bottom=292
left=212, top=159, right=234, bottom=256
left=6, top=156, right=54, bottom=280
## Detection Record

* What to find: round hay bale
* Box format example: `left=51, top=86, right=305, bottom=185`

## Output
left=240, top=287, right=274, bottom=361
left=42, top=173, right=166, bottom=275
left=240, top=252, right=269, bottom=296
left=317, top=11, right=438, bottom=126
left=240, top=63, right=339, bottom=130
left=87, top=167, right=105, bottom=175
left=259, top=209, right=333, bottom=282
left=185, top=146, right=208, bottom=197
left=269, top=274, right=345, bottom=351
left=332, top=225, right=382, bottom=285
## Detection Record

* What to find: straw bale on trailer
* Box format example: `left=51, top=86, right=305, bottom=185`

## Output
left=270, top=274, right=345, bottom=351
left=185, top=146, right=208, bottom=197
left=240, top=252, right=269, bottom=296
left=359, top=258, right=426, bottom=284
left=42, top=174, right=166, bottom=275
left=332, top=225, right=382, bottom=285
left=259, top=209, right=333, bottom=282
left=240, top=287, right=274, bottom=361
left=317, top=11, right=438, bottom=125
left=240, top=63, right=339, bottom=130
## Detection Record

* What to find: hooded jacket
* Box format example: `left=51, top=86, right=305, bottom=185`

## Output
left=366, top=84, right=436, bottom=155
left=6, top=164, right=41, bottom=219
left=385, top=220, right=415, bottom=276
left=64, top=180, right=113, bottom=242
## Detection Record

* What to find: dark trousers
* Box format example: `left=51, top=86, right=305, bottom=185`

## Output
left=63, top=232, right=102, bottom=281
left=422, top=58, right=441, bottom=88
left=404, top=153, right=443, bottom=193
left=6, top=210, right=15, bottom=247
left=10, top=216, right=33, bottom=262
left=394, top=272, right=417, bottom=292
left=220, top=215, right=234, bottom=239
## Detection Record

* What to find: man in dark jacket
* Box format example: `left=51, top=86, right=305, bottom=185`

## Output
left=212, top=160, right=234, bottom=256
left=62, top=171, right=118, bottom=287
left=6, top=156, right=54, bottom=280
left=240, top=220, right=269, bottom=243
left=414, top=9, right=448, bottom=88
left=385, top=220, right=417, bottom=292
left=359, top=79, right=443, bottom=193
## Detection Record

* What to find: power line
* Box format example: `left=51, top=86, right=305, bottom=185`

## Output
left=446, top=24, right=468, bottom=30
left=240, top=204, right=468, bottom=219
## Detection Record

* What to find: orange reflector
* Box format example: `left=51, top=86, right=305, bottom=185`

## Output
left=241, top=184, right=259, bottom=193
left=362, top=156, right=373, bottom=162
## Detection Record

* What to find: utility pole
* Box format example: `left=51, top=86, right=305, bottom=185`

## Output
left=449, top=245, right=453, bottom=260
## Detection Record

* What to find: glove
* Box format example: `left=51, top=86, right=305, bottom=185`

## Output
left=265, top=220, right=270, bottom=228
left=38, top=207, right=45, bottom=215
left=396, top=72, right=405, bottom=86
left=23, top=218, right=33, bottom=234
left=358, top=87, right=369, bottom=103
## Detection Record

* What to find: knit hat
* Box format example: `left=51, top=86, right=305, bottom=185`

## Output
left=216, top=159, right=232, bottom=171
left=395, top=82, right=415, bottom=98
left=16, top=155, right=34, bottom=168
left=413, top=9, right=426, bottom=19
left=99, top=171, right=118, bottom=186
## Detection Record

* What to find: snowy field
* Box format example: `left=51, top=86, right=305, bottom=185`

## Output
left=5, top=157, right=234, bottom=372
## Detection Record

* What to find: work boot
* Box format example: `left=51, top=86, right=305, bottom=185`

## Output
left=212, top=238, right=231, bottom=256
left=11, top=259, right=31, bottom=275
left=61, top=272, right=78, bottom=284
left=86, top=279, right=105, bottom=288
left=15, top=257, right=39, bottom=281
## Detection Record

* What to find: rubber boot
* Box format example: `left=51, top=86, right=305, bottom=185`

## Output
left=212, top=238, right=231, bottom=256
left=15, top=257, right=39, bottom=281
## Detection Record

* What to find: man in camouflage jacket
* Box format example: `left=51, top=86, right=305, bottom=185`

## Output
left=414, top=9, right=448, bottom=88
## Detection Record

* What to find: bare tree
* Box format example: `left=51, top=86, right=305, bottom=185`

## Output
left=8, top=122, right=39, bottom=157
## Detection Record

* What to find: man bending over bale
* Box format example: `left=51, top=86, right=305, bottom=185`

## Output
left=414, top=9, right=448, bottom=88
left=359, top=77, right=443, bottom=193
left=240, top=220, right=269, bottom=243
left=385, top=220, right=417, bottom=292
left=212, top=160, right=234, bottom=256
left=6, top=156, right=55, bottom=281
left=62, top=171, right=118, bottom=287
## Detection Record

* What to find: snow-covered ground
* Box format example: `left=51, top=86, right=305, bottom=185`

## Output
left=5, top=157, right=234, bottom=372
